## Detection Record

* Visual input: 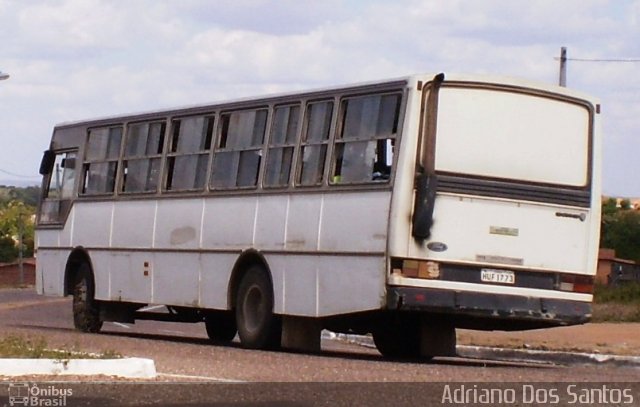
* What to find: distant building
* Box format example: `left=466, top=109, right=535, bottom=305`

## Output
left=609, top=197, right=640, bottom=210
left=597, top=249, right=640, bottom=285
left=0, top=258, right=35, bottom=286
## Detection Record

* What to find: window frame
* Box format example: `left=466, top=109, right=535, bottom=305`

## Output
left=329, top=91, right=403, bottom=186
left=164, top=114, right=215, bottom=193
left=263, top=103, right=302, bottom=189
left=120, top=120, right=167, bottom=195
left=81, top=125, right=123, bottom=196
left=38, top=149, right=79, bottom=225
left=210, top=107, right=269, bottom=191
left=294, top=99, right=336, bottom=188
left=69, top=81, right=406, bottom=203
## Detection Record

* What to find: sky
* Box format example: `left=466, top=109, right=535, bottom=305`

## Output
left=0, top=0, right=638, bottom=196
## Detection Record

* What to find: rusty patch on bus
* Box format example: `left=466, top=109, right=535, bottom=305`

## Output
left=489, top=226, right=519, bottom=237
left=476, top=254, right=523, bottom=266
left=170, top=226, right=196, bottom=245
left=286, top=239, right=306, bottom=249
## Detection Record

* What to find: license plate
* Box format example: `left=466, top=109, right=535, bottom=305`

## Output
left=481, top=269, right=515, bottom=284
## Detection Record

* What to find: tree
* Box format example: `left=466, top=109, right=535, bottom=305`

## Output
left=0, top=200, right=35, bottom=263
left=602, top=197, right=618, bottom=217
left=600, top=197, right=640, bottom=262
left=0, top=186, right=40, bottom=207
left=0, top=235, right=17, bottom=262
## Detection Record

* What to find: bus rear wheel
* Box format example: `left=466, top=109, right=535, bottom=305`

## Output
left=372, top=315, right=424, bottom=360
left=235, top=266, right=281, bottom=349
left=72, top=263, right=103, bottom=333
left=204, top=312, right=237, bottom=343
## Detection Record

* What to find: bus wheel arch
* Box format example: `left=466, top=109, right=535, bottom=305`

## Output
left=65, top=247, right=102, bottom=333
left=228, top=250, right=281, bottom=349
left=64, top=247, right=93, bottom=296
left=227, top=250, right=274, bottom=311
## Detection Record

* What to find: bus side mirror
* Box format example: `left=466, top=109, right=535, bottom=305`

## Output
left=62, top=157, right=76, bottom=169
left=412, top=173, right=438, bottom=240
left=39, top=150, right=56, bottom=175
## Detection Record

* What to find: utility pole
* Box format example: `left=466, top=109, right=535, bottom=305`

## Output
left=18, top=211, right=24, bottom=286
left=559, top=47, right=567, bottom=87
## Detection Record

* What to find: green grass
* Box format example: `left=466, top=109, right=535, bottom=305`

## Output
left=592, top=283, right=640, bottom=322
left=594, top=282, right=640, bottom=304
left=0, top=335, right=121, bottom=359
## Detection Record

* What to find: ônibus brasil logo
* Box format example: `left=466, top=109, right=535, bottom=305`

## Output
left=7, top=383, right=72, bottom=406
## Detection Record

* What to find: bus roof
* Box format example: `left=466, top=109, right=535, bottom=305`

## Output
left=54, top=72, right=598, bottom=129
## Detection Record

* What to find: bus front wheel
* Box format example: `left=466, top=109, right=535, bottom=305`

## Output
left=72, top=263, right=103, bottom=333
left=235, top=266, right=281, bottom=349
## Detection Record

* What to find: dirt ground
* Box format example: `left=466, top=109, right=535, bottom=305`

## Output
left=458, top=322, right=640, bottom=356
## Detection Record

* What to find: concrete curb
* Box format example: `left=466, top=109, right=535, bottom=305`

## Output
left=331, top=332, right=640, bottom=367
left=457, top=345, right=640, bottom=368
left=0, top=357, right=157, bottom=378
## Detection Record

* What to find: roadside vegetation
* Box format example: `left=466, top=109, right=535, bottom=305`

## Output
left=0, top=334, right=121, bottom=359
left=600, top=197, right=640, bottom=263
left=592, top=283, right=640, bottom=322
left=0, top=185, right=37, bottom=263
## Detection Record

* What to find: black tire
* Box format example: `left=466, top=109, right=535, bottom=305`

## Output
left=372, top=315, right=424, bottom=360
left=204, top=312, right=237, bottom=343
left=72, top=263, right=103, bottom=333
left=235, top=265, right=281, bottom=349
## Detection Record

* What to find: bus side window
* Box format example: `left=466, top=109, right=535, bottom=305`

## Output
left=122, top=121, right=166, bottom=193
left=298, top=101, right=333, bottom=186
left=165, top=115, right=214, bottom=191
left=264, top=105, right=300, bottom=187
left=210, top=109, right=267, bottom=189
left=332, top=93, right=400, bottom=184
left=82, top=126, right=122, bottom=195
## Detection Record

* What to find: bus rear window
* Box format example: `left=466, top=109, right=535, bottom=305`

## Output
left=434, top=87, right=590, bottom=187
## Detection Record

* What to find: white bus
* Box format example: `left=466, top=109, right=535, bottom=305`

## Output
left=35, top=73, right=601, bottom=359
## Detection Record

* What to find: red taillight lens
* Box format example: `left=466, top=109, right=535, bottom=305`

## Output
left=559, top=274, right=594, bottom=294
left=395, top=259, right=441, bottom=279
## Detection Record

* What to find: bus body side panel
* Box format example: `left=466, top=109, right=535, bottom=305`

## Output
left=35, top=249, right=67, bottom=296
left=36, top=216, right=75, bottom=297
left=203, top=191, right=390, bottom=317
left=53, top=190, right=390, bottom=317
left=387, top=79, right=422, bottom=259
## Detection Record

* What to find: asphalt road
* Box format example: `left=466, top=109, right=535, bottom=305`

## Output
left=1, top=288, right=639, bottom=406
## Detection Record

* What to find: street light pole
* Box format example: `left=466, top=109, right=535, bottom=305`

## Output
left=558, top=47, right=567, bottom=87
left=18, top=212, right=24, bottom=286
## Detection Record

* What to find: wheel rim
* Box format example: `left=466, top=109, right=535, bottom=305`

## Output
left=242, top=284, right=266, bottom=333
left=73, top=278, right=88, bottom=308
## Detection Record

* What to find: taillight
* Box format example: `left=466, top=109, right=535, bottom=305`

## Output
left=392, top=258, right=440, bottom=279
left=559, top=274, right=594, bottom=294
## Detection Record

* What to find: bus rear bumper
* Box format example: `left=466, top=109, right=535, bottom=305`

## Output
left=386, top=286, right=591, bottom=329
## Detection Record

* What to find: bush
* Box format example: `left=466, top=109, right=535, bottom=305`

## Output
left=594, top=282, right=640, bottom=304
left=0, top=235, right=17, bottom=262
